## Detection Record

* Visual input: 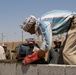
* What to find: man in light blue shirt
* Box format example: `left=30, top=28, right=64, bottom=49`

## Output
left=21, top=10, right=76, bottom=65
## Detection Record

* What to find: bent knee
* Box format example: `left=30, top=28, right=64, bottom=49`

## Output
left=63, top=50, right=68, bottom=58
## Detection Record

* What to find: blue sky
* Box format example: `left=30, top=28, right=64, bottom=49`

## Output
left=0, top=0, right=76, bottom=42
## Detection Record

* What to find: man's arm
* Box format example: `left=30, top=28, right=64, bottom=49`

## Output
left=22, top=50, right=46, bottom=65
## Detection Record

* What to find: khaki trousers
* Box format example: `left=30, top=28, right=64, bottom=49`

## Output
left=63, top=15, right=76, bottom=65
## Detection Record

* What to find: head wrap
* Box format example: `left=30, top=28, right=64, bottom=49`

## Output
left=21, top=15, right=37, bottom=32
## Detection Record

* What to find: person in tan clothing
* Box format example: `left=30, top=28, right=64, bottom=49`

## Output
left=63, top=15, right=76, bottom=64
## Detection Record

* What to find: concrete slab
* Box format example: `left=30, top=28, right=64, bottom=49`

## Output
left=65, top=65, right=76, bottom=75
left=38, top=64, right=66, bottom=75
left=0, top=63, right=16, bottom=75
left=16, top=64, right=38, bottom=75
left=0, top=62, right=76, bottom=75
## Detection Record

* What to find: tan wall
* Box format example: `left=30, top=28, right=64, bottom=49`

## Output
left=0, top=41, right=25, bottom=50
left=0, top=38, right=65, bottom=60
left=0, top=36, right=65, bottom=50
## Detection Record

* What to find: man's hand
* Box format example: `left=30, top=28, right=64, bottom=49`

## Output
left=22, top=60, right=27, bottom=65
left=22, top=52, right=39, bottom=65
left=38, top=50, right=47, bottom=58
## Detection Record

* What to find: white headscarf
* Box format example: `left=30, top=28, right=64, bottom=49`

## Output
left=0, top=46, right=6, bottom=60
left=21, top=15, right=37, bottom=32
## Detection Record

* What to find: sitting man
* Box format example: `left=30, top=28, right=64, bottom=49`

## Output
left=22, top=38, right=48, bottom=64
left=2, top=43, right=10, bottom=60
left=13, top=38, right=40, bottom=62
left=0, top=45, right=6, bottom=60
left=28, top=38, right=40, bottom=52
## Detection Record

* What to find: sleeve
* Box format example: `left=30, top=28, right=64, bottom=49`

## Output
left=52, top=15, right=73, bottom=35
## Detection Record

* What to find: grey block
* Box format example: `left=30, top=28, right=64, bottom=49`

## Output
left=65, top=65, right=76, bottom=75
left=38, top=64, right=66, bottom=75
left=16, top=64, right=38, bottom=75
left=1, top=62, right=76, bottom=75
left=0, top=63, right=16, bottom=75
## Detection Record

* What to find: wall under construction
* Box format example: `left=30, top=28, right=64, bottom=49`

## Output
left=0, top=62, right=76, bottom=75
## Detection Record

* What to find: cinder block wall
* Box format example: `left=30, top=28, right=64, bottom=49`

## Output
left=0, top=63, right=76, bottom=75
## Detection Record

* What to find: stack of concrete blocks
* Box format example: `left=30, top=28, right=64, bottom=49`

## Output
left=0, top=63, right=76, bottom=75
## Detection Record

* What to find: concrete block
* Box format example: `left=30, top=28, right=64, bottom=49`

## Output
left=38, top=64, right=66, bottom=75
left=65, top=65, right=76, bottom=75
left=16, top=64, right=38, bottom=75
left=1, top=62, right=76, bottom=75
left=0, top=63, right=16, bottom=75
